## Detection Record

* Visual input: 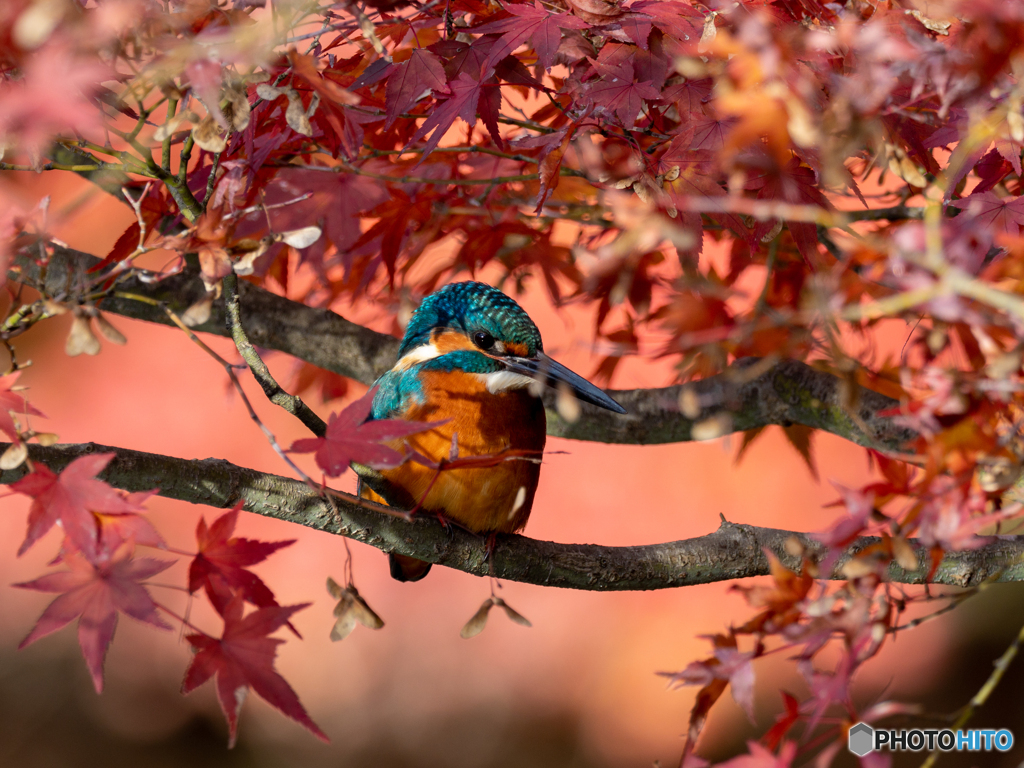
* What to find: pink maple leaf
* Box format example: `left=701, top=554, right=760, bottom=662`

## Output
left=0, top=371, right=45, bottom=442
left=717, top=741, right=797, bottom=768
left=289, top=389, right=446, bottom=477
left=0, top=41, right=110, bottom=159
left=11, top=453, right=143, bottom=561
left=16, top=544, right=173, bottom=693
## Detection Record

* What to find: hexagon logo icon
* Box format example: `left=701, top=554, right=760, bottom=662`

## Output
left=849, top=722, right=875, bottom=757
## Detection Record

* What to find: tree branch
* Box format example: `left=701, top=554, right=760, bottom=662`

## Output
left=8, top=244, right=916, bottom=450
left=0, top=442, right=1014, bottom=590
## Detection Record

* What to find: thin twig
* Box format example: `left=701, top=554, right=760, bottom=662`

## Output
left=116, top=290, right=316, bottom=483
left=221, top=273, right=327, bottom=437
left=919, top=617, right=1024, bottom=768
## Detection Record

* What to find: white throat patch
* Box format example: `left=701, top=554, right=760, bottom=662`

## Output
left=477, top=370, right=536, bottom=394
left=394, top=343, right=440, bottom=370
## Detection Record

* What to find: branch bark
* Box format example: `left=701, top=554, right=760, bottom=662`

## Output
left=8, top=244, right=916, bottom=451
left=2, top=442, right=1013, bottom=591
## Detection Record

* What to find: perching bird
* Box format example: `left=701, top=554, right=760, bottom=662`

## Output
left=363, top=281, right=626, bottom=581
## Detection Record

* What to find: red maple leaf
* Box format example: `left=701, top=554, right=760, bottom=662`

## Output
left=584, top=59, right=660, bottom=129
left=189, top=504, right=295, bottom=618
left=289, top=389, right=446, bottom=477
left=16, top=544, right=173, bottom=693
left=11, top=453, right=143, bottom=561
left=0, top=371, right=45, bottom=442
left=385, top=48, right=449, bottom=129
left=181, top=596, right=327, bottom=747
left=263, top=167, right=389, bottom=269
left=474, top=1, right=588, bottom=71
left=745, top=156, right=832, bottom=262
left=408, top=73, right=486, bottom=158
left=951, top=191, right=1024, bottom=236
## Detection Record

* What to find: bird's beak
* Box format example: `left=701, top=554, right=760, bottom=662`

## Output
left=501, top=351, right=627, bottom=414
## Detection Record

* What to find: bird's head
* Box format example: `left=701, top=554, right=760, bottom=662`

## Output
left=398, top=281, right=626, bottom=414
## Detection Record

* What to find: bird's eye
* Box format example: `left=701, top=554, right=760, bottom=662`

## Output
left=473, top=331, right=495, bottom=350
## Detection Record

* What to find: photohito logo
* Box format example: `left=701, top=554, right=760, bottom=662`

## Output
left=848, top=723, right=1014, bottom=756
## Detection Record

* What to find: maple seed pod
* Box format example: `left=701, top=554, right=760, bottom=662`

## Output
left=977, top=456, right=1023, bottom=493
left=840, top=557, right=875, bottom=580
left=460, top=598, right=495, bottom=639
left=783, top=536, right=805, bottom=558
left=691, top=413, right=732, bottom=441
left=926, top=328, right=948, bottom=354
left=34, top=432, right=59, bottom=447
left=760, top=220, right=784, bottom=243
left=222, top=82, right=252, bottom=132
left=460, top=596, right=531, bottom=638
left=698, top=12, right=718, bottom=54
left=495, top=597, right=532, bottom=628
left=0, top=441, right=28, bottom=470
left=66, top=316, right=101, bottom=356
left=278, top=226, right=323, bottom=249
left=192, top=115, right=227, bottom=153
left=892, top=537, right=919, bottom=572
left=555, top=382, right=581, bottom=423
left=679, top=387, right=701, bottom=419
left=327, top=577, right=384, bottom=641
left=94, top=314, right=127, bottom=345
left=154, top=110, right=197, bottom=141
left=12, top=0, right=65, bottom=49
left=181, top=295, right=215, bottom=327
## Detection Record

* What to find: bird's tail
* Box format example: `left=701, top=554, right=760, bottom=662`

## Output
left=388, top=553, right=432, bottom=581
left=360, top=481, right=433, bottom=582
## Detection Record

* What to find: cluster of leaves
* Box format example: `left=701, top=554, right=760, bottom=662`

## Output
left=6, top=0, right=1024, bottom=764
left=4, top=407, right=326, bottom=746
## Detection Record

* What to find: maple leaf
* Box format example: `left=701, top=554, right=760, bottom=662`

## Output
left=408, top=73, right=487, bottom=158
left=385, top=48, right=449, bottom=129
left=16, top=545, right=173, bottom=693
left=584, top=59, right=660, bottom=128
left=781, top=424, right=818, bottom=481
left=263, top=167, right=388, bottom=268
left=10, top=453, right=143, bottom=561
left=289, top=389, right=447, bottom=477
left=0, top=371, right=45, bottom=442
left=54, top=490, right=166, bottom=561
left=182, top=596, right=327, bottom=747
left=0, top=41, right=111, bottom=159
left=662, top=638, right=758, bottom=721
left=188, top=503, right=295, bottom=618
left=762, top=692, right=801, bottom=751
left=289, top=51, right=360, bottom=109
left=745, top=156, right=832, bottom=263
left=951, top=191, right=1024, bottom=236
left=717, top=741, right=797, bottom=768
left=474, top=1, right=589, bottom=71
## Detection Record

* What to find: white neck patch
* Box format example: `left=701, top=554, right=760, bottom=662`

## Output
left=394, top=343, right=440, bottom=370
left=477, top=370, right=536, bottom=394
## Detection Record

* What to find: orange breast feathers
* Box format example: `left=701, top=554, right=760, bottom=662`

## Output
left=377, top=367, right=547, bottom=535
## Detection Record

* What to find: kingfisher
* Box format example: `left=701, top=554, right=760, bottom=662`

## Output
left=362, top=281, right=626, bottom=581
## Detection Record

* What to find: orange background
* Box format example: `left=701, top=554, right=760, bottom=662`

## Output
left=1, top=172, right=1023, bottom=768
